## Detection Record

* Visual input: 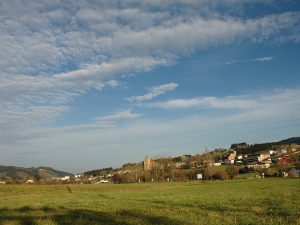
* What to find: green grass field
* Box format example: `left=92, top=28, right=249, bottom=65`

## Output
left=0, top=179, right=299, bottom=225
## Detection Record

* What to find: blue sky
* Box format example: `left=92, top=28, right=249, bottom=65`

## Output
left=1, top=0, right=300, bottom=174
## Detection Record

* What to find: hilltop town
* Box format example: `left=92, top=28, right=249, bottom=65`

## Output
left=83, top=139, right=300, bottom=184
left=1, top=138, right=300, bottom=184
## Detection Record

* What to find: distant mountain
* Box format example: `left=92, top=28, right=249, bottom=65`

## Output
left=0, top=166, right=73, bottom=181
left=277, top=137, right=300, bottom=145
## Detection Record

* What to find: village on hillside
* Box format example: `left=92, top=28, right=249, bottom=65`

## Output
left=1, top=142, right=300, bottom=185
left=82, top=142, right=300, bottom=184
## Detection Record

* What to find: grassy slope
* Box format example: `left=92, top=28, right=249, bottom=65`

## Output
left=0, top=179, right=299, bottom=225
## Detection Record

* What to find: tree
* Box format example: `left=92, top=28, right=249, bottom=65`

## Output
left=226, top=165, right=239, bottom=179
left=205, top=147, right=213, bottom=180
left=34, top=174, right=41, bottom=183
left=151, top=163, right=162, bottom=181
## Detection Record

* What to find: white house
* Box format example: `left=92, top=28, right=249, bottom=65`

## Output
left=224, top=159, right=234, bottom=165
left=59, top=176, right=70, bottom=181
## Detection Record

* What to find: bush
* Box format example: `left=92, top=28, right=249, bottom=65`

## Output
left=226, top=165, right=239, bottom=179
left=239, top=167, right=248, bottom=174
left=213, top=171, right=228, bottom=180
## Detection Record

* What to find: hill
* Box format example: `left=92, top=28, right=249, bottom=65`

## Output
left=229, top=136, right=300, bottom=155
left=278, top=136, right=300, bottom=145
left=0, top=166, right=73, bottom=181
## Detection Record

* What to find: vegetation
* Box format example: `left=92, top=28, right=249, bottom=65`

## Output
left=84, top=167, right=114, bottom=177
left=0, top=166, right=73, bottom=181
left=230, top=142, right=275, bottom=155
left=0, top=179, right=299, bottom=224
left=1, top=137, right=299, bottom=186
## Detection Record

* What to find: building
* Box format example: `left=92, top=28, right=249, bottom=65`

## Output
left=144, top=156, right=158, bottom=170
left=272, top=157, right=293, bottom=163
left=288, top=168, right=300, bottom=177
left=245, top=151, right=271, bottom=163
left=228, top=151, right=236, bottom=160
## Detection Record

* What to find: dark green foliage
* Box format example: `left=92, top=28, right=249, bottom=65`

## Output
left=230, top=136, right=300, bottom=155
left=278, top=136, right=300, bottom=144
left=122, top=163, right=137, bottom=168
left=231, top=142, right=275, bottom=155
left=34, top=174, right=41, bottom=182
left=239, top=167, right=249, bottom=174
left=84, top=167, right=113, bottom=177
left=173, top=157, right=182, bottom=162
left=230, top=142, right=248, bottom=149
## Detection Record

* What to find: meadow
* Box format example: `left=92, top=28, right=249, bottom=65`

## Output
left=0, top=179, right=299, bottom=225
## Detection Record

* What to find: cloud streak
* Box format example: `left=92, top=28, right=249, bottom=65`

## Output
left=224, top=56, right=274, bottom=65
left=96, top=110, right=143, bottom=122
left=126, top=83, right=179, bottom=102
left=146, top=89, right=300, bottom=111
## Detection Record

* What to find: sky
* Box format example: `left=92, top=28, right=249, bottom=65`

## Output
left=1, top=0, right=300, bottom=174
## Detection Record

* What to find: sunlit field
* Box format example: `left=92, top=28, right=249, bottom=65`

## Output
left=0, top=179, right=299, bottom=225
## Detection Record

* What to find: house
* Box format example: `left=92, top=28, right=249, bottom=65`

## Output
left=246, top=161, right=270, bottom=169
left=224, top=159, right=234, bottom=165
left=189, top=161, right=199, bottom=168
left=288, top=168, right=300, bottom=177
left=175, top=162, right=186, bottom=168
left=236, top=161, right=243, bottom=166
left=228, top=151, right=236, bottom=160
left=245, top=154, right=259, bottom=163
left=272, top=157, right=293, bottom=163
left=275, top=149, right=287, bottom=155
left=245, top=151, right=270, bottom=163
left=58, top=176, right=70, bottom=181
left=256, top=151, right=270, bottom=160
left=99, top=180, right=109, bottom=183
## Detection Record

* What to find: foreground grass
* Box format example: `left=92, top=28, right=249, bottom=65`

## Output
left=0, top=179, right=299, bottom=225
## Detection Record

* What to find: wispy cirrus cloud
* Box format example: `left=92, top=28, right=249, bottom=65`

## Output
left=224, top=56, right=274, bottom=65
left=125, top=83, right=178, bottom=102
left=96, top=109, right=143, bottom=122
left=146, top=88, right=300, bottom=110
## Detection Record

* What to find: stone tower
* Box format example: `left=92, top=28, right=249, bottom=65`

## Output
left=144, top=156, right=152, bottom=170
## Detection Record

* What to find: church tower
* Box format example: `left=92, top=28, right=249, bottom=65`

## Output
left=144, top=156, right=151, bottom=170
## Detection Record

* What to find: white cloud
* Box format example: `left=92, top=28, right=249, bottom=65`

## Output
left=254, top=57, right=273, bottom=62
left=146, top=89, right=300, bottom=111
left=1, top=2, right=298, bottom=76
left=126, top=83, right=179, bottom=102
left=4, top=87, right=299, bottom=173
left=96, top=110, right=143, bottom=122
left=224, top=56, right=274, bottom=65
left=0, top=103, right=70, bottom=143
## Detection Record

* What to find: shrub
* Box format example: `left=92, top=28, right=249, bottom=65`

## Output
left=226, top=165, right=239, bottom=179
left=213, top=170, right=228, bottom=180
